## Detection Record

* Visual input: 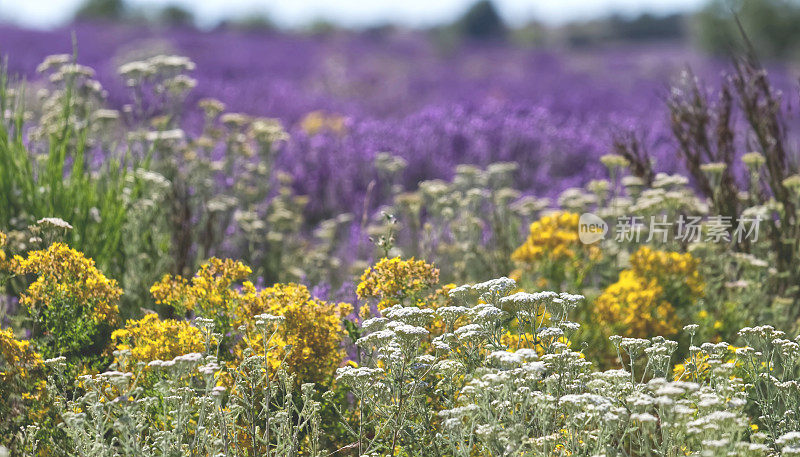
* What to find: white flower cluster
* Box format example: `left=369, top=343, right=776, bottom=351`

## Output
left=28, top=275, right=800, bottom=457
left=338, top=277, right=800, bottom=456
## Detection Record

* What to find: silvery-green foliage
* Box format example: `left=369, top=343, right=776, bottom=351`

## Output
left=337, top=301, right=439, bottom=456
left=120, top=168, right=173, bottom=311
left=114, top=54, right=344, bottom=286
left=736, top=325, right=800, bottom=443
left=32, top=56, right=107, bottom=144
left=377, top=161, right=546, bottom=282
left=577, top=158, right=787, bottom=330
left=338, top=277, right=795, bottom=456
left=29, top=319, right=321, bottom=457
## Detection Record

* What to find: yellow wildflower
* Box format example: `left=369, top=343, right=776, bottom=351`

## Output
left=673, top=345, right=742, bottom=381
left=629, top=246, right=703, bottom=297
left=235, top=283, right=351, bottom=385
left=151, top=257, right=252, bottom=315
left=0, top=327, right=47, bottom=445
left=594, top=246, right=703, bottom=338
left=0, top=327, right=43, bottom=381
left=512, top=212, right=582, bottom=263
left=299, top=110, right=347, bottom=136
left=595, top=270, right=679, bottom=337
left=0, top=231, right=7, bottom=267
left=499, top=331, right=569, bottom=355
left=151, top=259, right=351, bottom=386
left=12, top=242, right=121, bottom=324
left=110, top=314, right=206, bottom=365
left=511, top=211, right=602, bottom=288
left=357, top=257, right=439, bottom=309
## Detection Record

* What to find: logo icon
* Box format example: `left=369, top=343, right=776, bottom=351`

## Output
left=579, top=213, right=607, bottom=244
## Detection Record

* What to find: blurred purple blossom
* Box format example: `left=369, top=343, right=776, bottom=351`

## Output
left=1, top=23, right=797, bottom=220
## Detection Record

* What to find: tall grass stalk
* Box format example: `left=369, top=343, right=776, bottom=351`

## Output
left=0, top=60, right=144, bottom=283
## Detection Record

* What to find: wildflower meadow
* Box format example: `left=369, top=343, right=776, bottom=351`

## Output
left=2, top=3, right=800, bottom=456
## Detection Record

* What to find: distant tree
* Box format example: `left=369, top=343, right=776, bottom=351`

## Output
left=561, top=20, right=611, bottom=48
left=362, top=24, right=398, bottom=41
left=557, top=13, right=686, bottom=48
left=306, top=20, right=339, bottom=36
left=512, top=20, right=547, bottom=46
left=74, top=0, right=127, bottom=21
left=456, top=0, right=506, bottom=41
left=159, top=5, right=194, bottom=27
left=220, top=14, right=276, bottom=32
left=610, top=13, right=686, bottom=42
left=693, top=0, right=800, bottom=58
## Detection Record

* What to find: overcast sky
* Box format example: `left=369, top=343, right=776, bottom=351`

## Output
left=1, top=0, right=708, bottom=29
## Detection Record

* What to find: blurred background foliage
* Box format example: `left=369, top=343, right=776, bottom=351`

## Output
left=64, top=0, right=800, bottom=59
left=693, top=0, right=800, bottom=58
left=1, top=1, right=800, bottom=452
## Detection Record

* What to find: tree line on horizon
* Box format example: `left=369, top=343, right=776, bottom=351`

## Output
left=70, top=0, right=800, bottom=60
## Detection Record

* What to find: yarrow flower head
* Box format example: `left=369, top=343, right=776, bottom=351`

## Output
left=436, top=306, right=470, bottom=325
left=472, top=277, right=516, bottom=304
left=383, top=305, right=435, bottom=326
left=499, top=291, right=539, bottom=310
left=254, top=313, right=285, bottom=327
left=448, top=284, right=476, bottom=305
left=36, top=217, right=73, bottom=230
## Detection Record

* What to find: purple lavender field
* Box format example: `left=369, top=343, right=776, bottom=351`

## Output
left=0, top=24, right=744, bottom=217
left=2, top=20, right=799, bottom=290
left=7, top=4, right=800, bottom=454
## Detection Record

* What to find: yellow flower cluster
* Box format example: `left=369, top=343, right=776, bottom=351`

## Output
left=299, top=110, right=347, bottom=136
left=595, top=270, right=678, bottom=337
left=420, top=283, right=456, bottom=336
left=0, top=327, right=47, bottom=431
left=629, top=246, right=703, bottom=297
left=594, top=247, right=703, bottom=338
left=499, top=332, right=571, bottom=354
left=11, top=243, right=121, bottom=323
left=673, top=345, right=742, bottom=381
left=151, top=257, right=252, bottom=315
left=110, top=314, right=206, bottom=365
left=0, top=231, right=7, bottom=267
left=512, top=212, right=583, bottom=263
left=236, top=283, right=351, bottom=385
left=511, top=212, right=603, bottom=288
left=0, top=327, right=42, bottom=381
left=357, top=257, right=439, bottom=309
left=152, top=259, right=350, bottom=385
